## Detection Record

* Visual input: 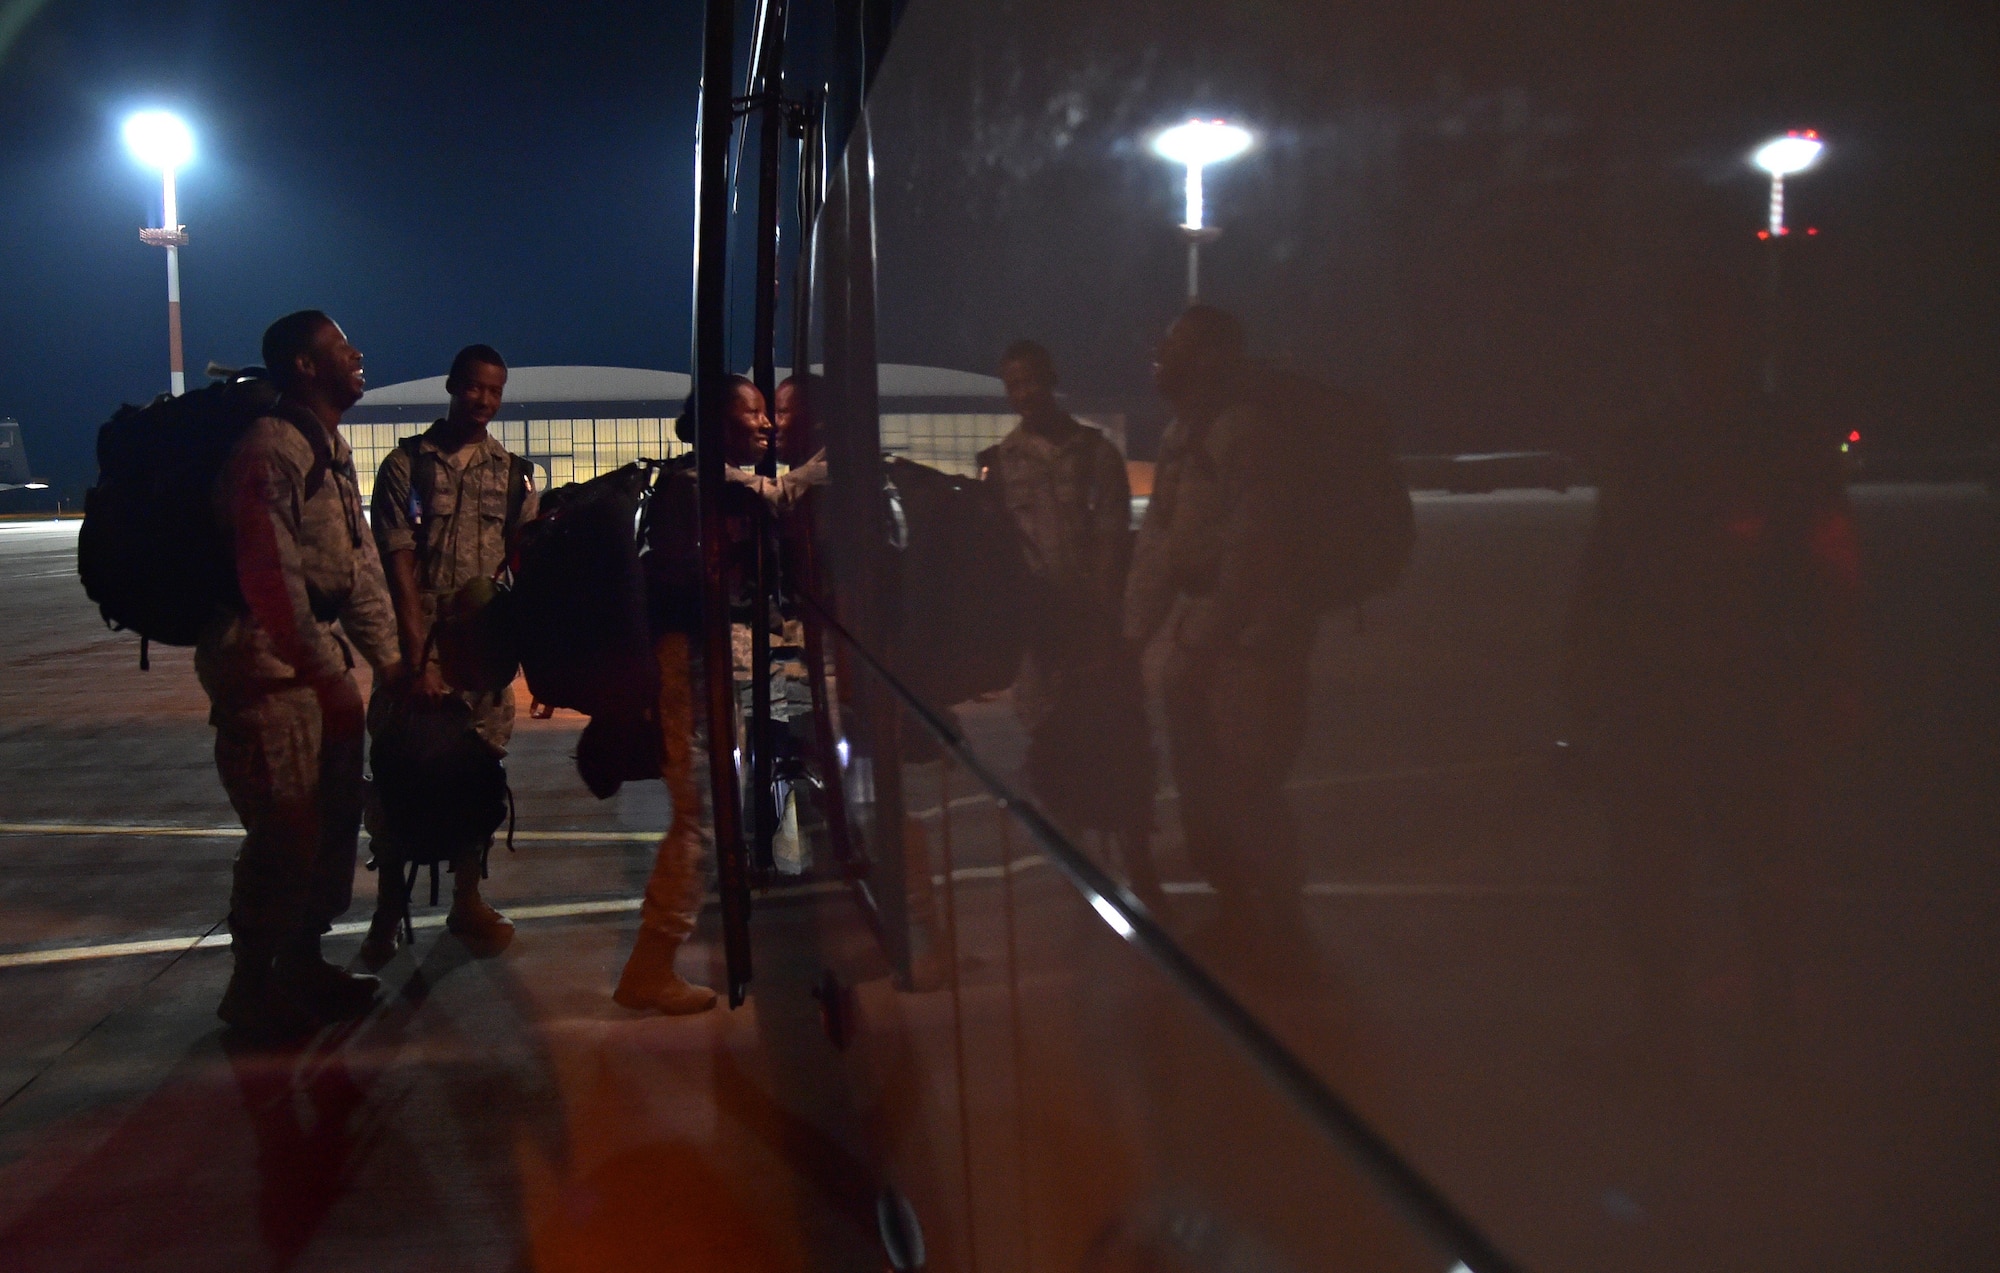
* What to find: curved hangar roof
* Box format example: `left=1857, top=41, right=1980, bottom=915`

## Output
left=357, top=364, right=1004, bottom=408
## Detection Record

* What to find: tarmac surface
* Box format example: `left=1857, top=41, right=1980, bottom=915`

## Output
left=0, top=484, right=1995, bottom=1271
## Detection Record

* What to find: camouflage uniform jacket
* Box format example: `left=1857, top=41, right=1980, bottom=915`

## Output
left=370, top=425, right=538, bottom=623
left=1125, top=397, right=1311, bottom=657
left=196, top=409, right=400, bottom=709
left=371, top=426, right=538, bottom=750
left=989, top=413, right=1131, bottom=634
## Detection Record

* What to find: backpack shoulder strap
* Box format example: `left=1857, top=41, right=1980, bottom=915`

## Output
left=504, top=453, right=532, bottom=541
left=398, top=435, right=437, bottom=557
left=269, top=402, right=334, bottom=500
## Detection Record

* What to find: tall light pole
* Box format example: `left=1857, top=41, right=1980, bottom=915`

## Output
left=123, top=111, right=195, bottom=396
left=1151, top=119, right=1253, bottom=303
left=1752, top=130, right=1823, bottom=239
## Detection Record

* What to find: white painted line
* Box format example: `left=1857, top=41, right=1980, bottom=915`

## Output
left=0, top=896, right=658, bottom=970
left=0, top=822, right=665, bottom=844
left=910, top=755, right=1541, bottom=820
left=0, top=933, right=232, bottom=967
left=2, top=758, right=1542, bottom=846
left=1165, top=880, right=1574, bottom=898
left=0, top=868, right=1576, bottom=970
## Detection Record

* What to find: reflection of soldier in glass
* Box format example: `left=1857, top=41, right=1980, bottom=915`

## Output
left=1567, top=226, right=1862, bottom=1038
left=773, top=372, right=828, bottom=509
left=362, top=345, right=537, bottom=964
left=1126, top=307, right=1314, bottom=923
left=982, top=340, right=1155, bottom=896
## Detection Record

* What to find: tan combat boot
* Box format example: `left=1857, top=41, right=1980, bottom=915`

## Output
left=446, top=850, right=514, bottom=956
left=614, top=926, right=718, bottom=1015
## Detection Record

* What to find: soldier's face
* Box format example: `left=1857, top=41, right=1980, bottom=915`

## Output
left=1000, top=358, right=1057, bottom=418
left=448, top=360, right=507, bottom=429
left=305, top=321, right=366, bottom=411
left=1152, top=318, right=1202, bottom=401
left=774, top=381, right=815, bottom=463
left=726, top=383, right=771, bottom=468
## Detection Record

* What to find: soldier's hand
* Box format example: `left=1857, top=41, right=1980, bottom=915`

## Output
left=411, top=661, right=451, bottom=706
left=313, top=674, right=366, bottom=740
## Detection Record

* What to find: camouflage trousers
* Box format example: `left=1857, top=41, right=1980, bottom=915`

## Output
left=1160, top=640, right=1310, bottom=904
left=208, top=678, right=367, bottom=943
left=642, top=632, right=709, bottom=942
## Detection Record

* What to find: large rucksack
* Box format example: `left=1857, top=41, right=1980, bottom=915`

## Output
left=78, top=374, right=322, bottom=665
left=510, top=461, right=659, bottom=718
left=885, top=456, right=1040, bottom=709
left=1253, top=367, right=1415, bottom=611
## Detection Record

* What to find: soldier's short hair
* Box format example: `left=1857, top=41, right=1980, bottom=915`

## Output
left=446, top=344, right=507, bottom=392
left=1000, top=339, right=1057, bottom=383
left=261, top=310, right=334, bottom=389
left=777, top=370, right=825, bottom=403
left=1176, top=305, right=1246, bottom=361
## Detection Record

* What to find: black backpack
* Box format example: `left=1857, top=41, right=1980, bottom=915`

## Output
left=367, top=694, right=511, bottom=914
left=78, top=375, right=324, bottom=665
left=1251, top=368, right=1416, bottom=611
left=510, top=461, right=660, bottom=718
left=885, top=456, right=1040, bottom=708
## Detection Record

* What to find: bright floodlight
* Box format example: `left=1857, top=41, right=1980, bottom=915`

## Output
left=1753, top=130, right=1823, bottom=238
left=123, top=111, right=194, bottom=171
left=1152, top=120, right=1253, bottom=168
left=1151, top=119, right=1253, bottom=234
left=1753, top=132, right=1822, bottom=177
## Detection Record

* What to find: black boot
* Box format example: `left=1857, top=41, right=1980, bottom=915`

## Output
left=357, top=852, right=407, bottom=970
left=218, top=936, right=317, bottom=1039
left=276, top=933, right=380, bottom=1022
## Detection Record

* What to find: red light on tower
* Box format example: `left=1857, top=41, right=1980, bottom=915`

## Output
left=1848, top=430, right=1862, bottom=443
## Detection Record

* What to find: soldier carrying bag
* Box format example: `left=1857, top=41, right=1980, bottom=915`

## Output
left=397, top=435, right=534, bottom=694
left=1254, top=367, right=1416, bottom=613
left=78, top=371, right=330, bottom=667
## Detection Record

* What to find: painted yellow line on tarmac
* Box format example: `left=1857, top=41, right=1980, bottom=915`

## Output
left=0, top=822, right=662, bottom=843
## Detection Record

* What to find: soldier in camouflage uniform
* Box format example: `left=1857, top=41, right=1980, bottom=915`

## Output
left=1126, top=307, right=1314, bottom=925
left=202, top=310, right=404, bottom=1036
left=982, top=341, right=1157, bottom=900
left=361, top=345, right=538, bottom=963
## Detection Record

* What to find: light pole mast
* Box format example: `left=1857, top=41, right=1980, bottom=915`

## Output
left=125, top=112, right=194, bottom=396
left=1752, top=130, right=1822, bottom=239
left=1152, top=119, right=1252, bottom=304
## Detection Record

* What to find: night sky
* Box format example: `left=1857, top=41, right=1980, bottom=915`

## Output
left=2, top=0, right=1996, bottom=500
left=861, top=0, right=2000, bottom=458
left=0, top=0, right=707, bottom=501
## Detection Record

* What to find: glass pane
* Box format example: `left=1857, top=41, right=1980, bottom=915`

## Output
left=781, top=0, right=2000, bottom=1264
